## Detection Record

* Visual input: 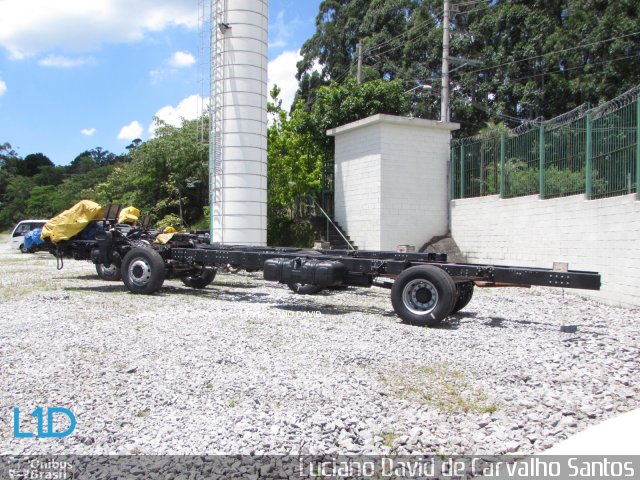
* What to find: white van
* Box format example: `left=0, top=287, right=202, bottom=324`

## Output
left=9, top=220, right=48, bottom=252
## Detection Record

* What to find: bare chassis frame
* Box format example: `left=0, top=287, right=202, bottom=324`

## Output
left=169, top=244, right=601, bottom=291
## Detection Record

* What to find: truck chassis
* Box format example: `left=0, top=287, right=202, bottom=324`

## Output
left=48, top=205, right=601, bottom=327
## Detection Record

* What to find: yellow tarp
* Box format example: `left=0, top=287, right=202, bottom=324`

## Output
left=118, top=206, right=140, bottom=224
left=154, top=228, right=181, bottom=244
left=41, top=200, right=104, bottom=244
left=154, top=233, right=176, bottom=244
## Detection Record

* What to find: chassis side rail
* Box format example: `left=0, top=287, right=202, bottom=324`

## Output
left=169, top=246, right=601, bottom=291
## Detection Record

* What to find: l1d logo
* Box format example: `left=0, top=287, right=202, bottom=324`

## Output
left=13, top=407, right=76, bottom=438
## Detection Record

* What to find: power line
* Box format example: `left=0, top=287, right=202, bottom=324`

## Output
left=507, top=52, right=640, bottom=84
left=318, top=14, right=640, bottom=91
left=364, top=10, right=443, bottom=56
left=459, top=30, right=640, bottom=78
left=455, top=2, right=496, bottom=16
left=453, top=0, right=488, bottom=7
left=364, top=17, right=443, bottom=63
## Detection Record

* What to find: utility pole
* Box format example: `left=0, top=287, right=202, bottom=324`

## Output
left=357, top=39, right=363, bottom=83
left=440, top=0, right=450, bottom=122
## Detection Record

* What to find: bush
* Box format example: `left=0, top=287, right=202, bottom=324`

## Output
left=191, top=206, right=210, bottom=231
left=267, top=215, right=315, bottom=247
left=155, top=213, right=183, bottom=232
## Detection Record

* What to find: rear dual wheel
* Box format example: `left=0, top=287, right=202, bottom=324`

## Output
left=391, top=268, right=476, bottom=326
left=452, top=281, right=475, bottom=314
left=391, top=266, right=457, bottom=327
left=181, top=268, right=216, bottom=289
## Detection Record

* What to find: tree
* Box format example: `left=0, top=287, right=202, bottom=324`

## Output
left=70, top=147, right=120, bottom=174
left=21, top=153, right=54, bottom=177
left=25, top=185, right=58, bottom=218
left=296, top=0, right=640, bottom=135
left=32, top=165, right=66, bottom=187
left=544, top=0, right=640, bottom=109
left=95, top=118, right=209, bottom=225
left=126, top=138, right=143, bottom=151
left=303, top=77, right=409, bottom=160
left=268, top=86, right=325, bottom=219
left=267, top=79, right=409, bottom=243
left=0, top=142, right=21, bottom=173
left=1, top=143, right=22, bottom=196
left=298, top=0, right=370, bottom=83
left=0, top=176, right=36, bottom=227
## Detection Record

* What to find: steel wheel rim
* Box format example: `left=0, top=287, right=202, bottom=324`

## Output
left=402, top=279, right=438, bottom=315
left=101, top=264, right=118, bottom=276
left=128, top=258, right=152, bottom=287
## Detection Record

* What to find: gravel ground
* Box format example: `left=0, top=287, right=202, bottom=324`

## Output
left=0, top=234, right=639, bottom=456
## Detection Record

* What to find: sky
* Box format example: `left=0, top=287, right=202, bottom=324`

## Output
left=0, top=0, right=322, bottom=165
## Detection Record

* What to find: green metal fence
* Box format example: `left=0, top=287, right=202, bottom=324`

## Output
left=451, top=86, right=640, bottom=201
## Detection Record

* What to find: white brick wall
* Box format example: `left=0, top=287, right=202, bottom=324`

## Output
left=451, top=193, right=640, bottom=308
left=329, top=115, right=459, bottom=251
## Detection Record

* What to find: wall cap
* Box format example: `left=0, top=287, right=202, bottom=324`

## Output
left=327, top=114, right=461, bottom=136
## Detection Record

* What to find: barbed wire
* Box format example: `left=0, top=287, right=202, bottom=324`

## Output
left=541, top=103, right=591, bottom=131
left=591, top=84, right=640, bottom=120
left=453, top=84, right=639, bottom=146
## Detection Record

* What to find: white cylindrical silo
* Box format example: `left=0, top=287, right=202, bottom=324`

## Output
left=210, top=0, right=268, bottom=245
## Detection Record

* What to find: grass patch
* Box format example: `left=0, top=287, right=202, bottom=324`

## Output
left=227, top=399, right=239, bottom=408
left=381, top=431, right=397, bottom=447
left=135, top=410, right=149, bottom=418
left=380, top=363, right=500, bottom=414
left=0, top=280, right=57, bottom=300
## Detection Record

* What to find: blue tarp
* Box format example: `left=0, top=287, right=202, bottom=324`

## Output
left=24, top=228, right=44, bottom=250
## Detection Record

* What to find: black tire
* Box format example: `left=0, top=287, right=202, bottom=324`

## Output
left=121, top=247, right=166, bottom=294
left=391, top=265, right=457, bottom=327
left=181, top=268, right=216, bottom=289
left=96, top=263, right=122, bottom=281
left=287, top=283, right=324, bottom=295
left=452, top=281, right=474, bottom=314
left=19, top=243, right=29, bottom=254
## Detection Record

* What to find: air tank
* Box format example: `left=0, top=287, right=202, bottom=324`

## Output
left=210, top=0, right=268, bottom=245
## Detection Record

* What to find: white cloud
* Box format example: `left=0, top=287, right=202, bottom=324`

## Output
left=0, top=0, right=198, bottom=59
left=149, top=94, right=207, bottom=136
left=268, top=50, right=302, bottom=112
left=150, top=51, right=196, bottom=84
left=269, top=10, right=301, bottom=50
left=118, top=120, right=143, bottom=141
left=166, top=51, right=195, bottom=68
left=80, top=127, right=96, bottom=136
left=0, top=79, right=6, bottom=96
left=39, top=55, right=94, bottom=68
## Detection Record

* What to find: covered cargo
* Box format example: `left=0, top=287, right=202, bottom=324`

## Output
left=118, top=206, right=140, bottom=224
left=23, top=228, right=45, bottom=250
left=40, top=200, right=104, bottom=244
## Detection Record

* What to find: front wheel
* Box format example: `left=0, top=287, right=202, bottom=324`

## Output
left=96, top=263, right=122, bottom=281
left=391, top=265, right=456, bottom=327
left=19, top=243, right=30, bottom=254
left=121, top=247, right=166, bottom=294
left=181, top=267, right=216, bottom=289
